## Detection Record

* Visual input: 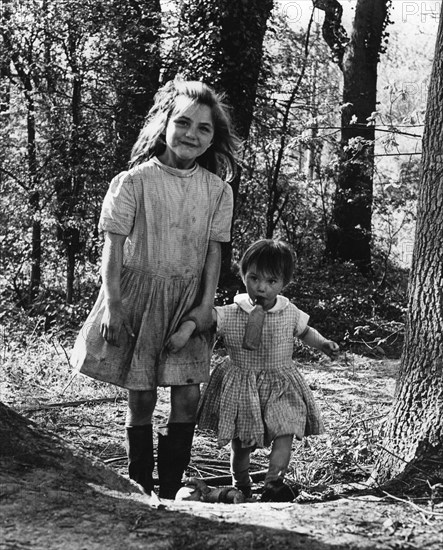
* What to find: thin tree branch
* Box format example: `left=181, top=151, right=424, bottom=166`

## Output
left=312, top=0, right=349, bottom=68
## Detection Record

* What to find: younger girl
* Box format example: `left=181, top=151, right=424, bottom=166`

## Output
left=192, top=239, right=339, bottom=501
left=71, top=78, right=238, bottom=500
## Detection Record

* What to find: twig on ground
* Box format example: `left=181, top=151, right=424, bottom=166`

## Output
left=198, top=469, right=268, bottom=486
left=382, top=490, right=443, bottom=519
left=21, top=396, right=127, bottom=413
left=189, top=465, right=230, bottom=476
left=52, top=337, right=73, bottom=370
left=103, top=456, right=127, bottom=464
left=59, top=372, right=78, bottom=395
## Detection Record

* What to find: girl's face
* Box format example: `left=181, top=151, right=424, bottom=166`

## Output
left=160, top=95, right=215, bottom=169
left=243, top=264, right=285, bottom=311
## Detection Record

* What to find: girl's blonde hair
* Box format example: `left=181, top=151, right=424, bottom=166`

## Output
left=129, top=77, right=240, bottom=180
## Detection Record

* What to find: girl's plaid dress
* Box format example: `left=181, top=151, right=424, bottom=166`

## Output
left=198, top=294, right=325, bottom=448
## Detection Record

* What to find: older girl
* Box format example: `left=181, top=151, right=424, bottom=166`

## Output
left=72, top=78, right=239, bottom=500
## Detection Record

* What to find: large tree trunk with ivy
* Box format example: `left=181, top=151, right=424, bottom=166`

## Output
left=179, top=0, right=273, bottom=282
left=369, top=13, right=443, bottom=489
left=110, top=0, right=161, bottom=172
left=314, top=0, right=389, bottom=273
left=179, top=0, right=272, bottom=143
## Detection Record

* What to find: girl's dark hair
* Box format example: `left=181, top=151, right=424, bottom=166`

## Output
left=240, top=239, right=296, bottom=287
left=129, top=77, right=240, bottom=180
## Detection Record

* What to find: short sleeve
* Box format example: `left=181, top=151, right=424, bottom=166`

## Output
left=215, top=306, right=226, bottom=338
left=210, top=182, right=234, bottom=242
left=99, top=171, right=136, bottom=236
left=292, top=305, right=310, bottom=337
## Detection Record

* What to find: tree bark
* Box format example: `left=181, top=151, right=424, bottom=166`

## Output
left=179, top=0, right=273, bottom=284
left=111, top=0, right=161, bottom=172
left=0, top=52, right=11, bottom=113
left=27, top=97, right=41, bottom=302
left=370, top=11, right=443, bottom=488
left=217, top=0, right=273, bottom=282
left=315, top=0, right=389, bottom=273
left=64, top=19, right=83, bottom=305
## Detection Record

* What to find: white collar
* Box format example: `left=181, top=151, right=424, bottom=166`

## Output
left=233, top=293, right=290, bottom=314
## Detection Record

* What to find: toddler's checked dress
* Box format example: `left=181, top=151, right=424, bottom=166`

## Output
left=198, top=294, right=325, bottom=448
left=71, top=157, right=233, bottom=390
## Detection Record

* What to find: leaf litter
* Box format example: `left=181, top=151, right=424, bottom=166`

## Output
left=1, top=334, right=443, bottom=549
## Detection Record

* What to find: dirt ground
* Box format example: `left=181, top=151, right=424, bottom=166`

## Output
left=1, top=351, right=443, bottom=549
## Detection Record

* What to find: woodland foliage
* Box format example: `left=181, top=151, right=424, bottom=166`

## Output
left=0, top=0, right=430, bottom=356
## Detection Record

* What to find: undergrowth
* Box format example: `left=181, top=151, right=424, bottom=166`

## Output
left=1, top=249, right=408, bottom=360
left=0, top=323, right=395, bottom=493
left=0, top=253, right=405, bottom=491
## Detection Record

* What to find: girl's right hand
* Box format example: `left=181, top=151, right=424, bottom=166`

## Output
left=100, top=301, right=135, bottom=347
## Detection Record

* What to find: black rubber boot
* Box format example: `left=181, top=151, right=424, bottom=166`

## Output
left=157, top=422, right=195, bottom=499
left=125, top=424, right=154, bottom=495
left=237, top=485, right=253, bottom=499
left=260, top=478, right=299, bottom=502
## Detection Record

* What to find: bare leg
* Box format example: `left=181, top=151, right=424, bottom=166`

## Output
left=265, top=434, right=293, bottom=484
left=231, top=438, right=253, bottom=492
left=169, top=384, right=200, bottom=423
left=261, top=434, right=298, bottom=502
left=126, top=389, right=157, bottom=426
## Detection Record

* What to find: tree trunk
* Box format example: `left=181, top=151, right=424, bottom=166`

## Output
left=0, top=53, right=11, bottom=113
left=370, top=11, right=443, bottom=488
left=66, top=24, right=82, bottom=304
left=315, top=0, right=389, bottom=273
left=65, top=227, right=80, bottom=304
left=209, top=0, right=274, bottom=283
left=111, top=0, right=161, bottom=172
left=27, top=90, right=41, bottom=302
left=179, top=0, right=273, bottom=283
left=53, top=18, right=84, bottom=305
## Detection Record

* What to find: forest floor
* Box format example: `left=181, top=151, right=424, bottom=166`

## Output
left=1, top=338, right=443, bottom=549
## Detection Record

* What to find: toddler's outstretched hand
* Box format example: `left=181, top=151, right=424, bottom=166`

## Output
left=322, top=340, right=340, bottom=359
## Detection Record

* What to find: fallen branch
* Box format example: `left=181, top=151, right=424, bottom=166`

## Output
left=382, top=490, right=443, bottom=519
left=21, top=396, right=127, bottom=413
left=102, top=454, right=268, bottom=486
left=103, top=455, right=127, bottom=464
left=196, top=469, right=268, bottom=486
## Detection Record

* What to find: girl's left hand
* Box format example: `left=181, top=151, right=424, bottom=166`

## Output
left=322, top=340, right=340, bottom=359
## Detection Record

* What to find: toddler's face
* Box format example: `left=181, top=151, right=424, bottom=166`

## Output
left=243, top=264, right=285, bottom=311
